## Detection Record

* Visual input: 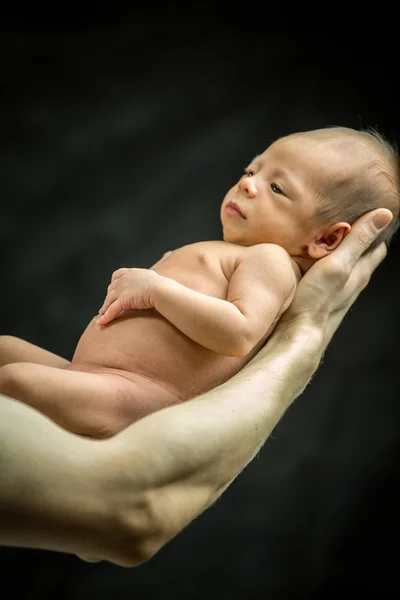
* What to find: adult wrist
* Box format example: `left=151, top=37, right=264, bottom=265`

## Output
left=274, top=314, right=325, bottom=350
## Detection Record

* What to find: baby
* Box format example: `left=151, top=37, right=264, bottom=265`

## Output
left=1, top=126, right=399, bottom=438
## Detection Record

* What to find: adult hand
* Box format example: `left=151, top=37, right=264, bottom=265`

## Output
left=97, top=268, right=164, bottom=326
left=279, top=208, right=393, bottom=347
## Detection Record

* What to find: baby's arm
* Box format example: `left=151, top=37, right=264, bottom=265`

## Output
left=152, top=244, right=297, bottom=356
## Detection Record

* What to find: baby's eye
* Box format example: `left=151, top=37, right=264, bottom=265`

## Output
left=270, top=183, right=283, bottom=194
left=243, top=170, right=255, bottom=177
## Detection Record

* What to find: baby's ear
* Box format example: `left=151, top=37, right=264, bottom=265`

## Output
left=308, top=222, right=351, bottom=259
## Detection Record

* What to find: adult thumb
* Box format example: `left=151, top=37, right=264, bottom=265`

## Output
left=371, top=208, right=393, bottom=232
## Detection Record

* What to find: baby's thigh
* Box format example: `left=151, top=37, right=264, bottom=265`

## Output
left=0, top=361, right=138, bottom=438
left=66, top=364, right=182, bottom=435
left=95, top=371, right=183, bottom=432
left=0, top=335, right=71, bottom=368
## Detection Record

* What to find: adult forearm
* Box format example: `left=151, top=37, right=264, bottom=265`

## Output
left=0, top=397, right=124, bottom=561
left=0, top=322, right=323, bottom=567
left=153, top=277, right=248, bottom=355
left=104, top=321, right=324, bottom=562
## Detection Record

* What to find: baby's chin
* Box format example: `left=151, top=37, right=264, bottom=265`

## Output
left=222, top=235, right=253, bottom=247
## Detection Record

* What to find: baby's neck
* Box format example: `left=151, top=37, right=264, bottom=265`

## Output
left=291, top=255, right=316, bottom=276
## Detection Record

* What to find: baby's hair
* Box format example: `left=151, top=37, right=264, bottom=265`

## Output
left=302, top=126, right=400, bottom=252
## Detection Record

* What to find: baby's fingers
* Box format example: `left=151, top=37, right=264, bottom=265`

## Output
left=97, top=300, right=123, bottom=326
left=98, top=300, right=110, bottom=315
left=99, top=290, right=120, bottom=315
left=111, top=268, right=129, bottom=282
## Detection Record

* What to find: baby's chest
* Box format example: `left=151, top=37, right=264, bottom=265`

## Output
left=155, top=247, right=231, bottom=300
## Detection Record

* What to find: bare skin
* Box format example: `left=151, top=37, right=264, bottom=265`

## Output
left=0, top=242, right=300, bottom=437
left=0, top=336, right=71, bottom=369
left=0, top=208, right=392, bottom=566
left=0, top=131, right=392, bottom=438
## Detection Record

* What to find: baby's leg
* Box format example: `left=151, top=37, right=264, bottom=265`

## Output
left=0, top=362, right=138, bottom=438
left=0, top=335, right=71, bottom=368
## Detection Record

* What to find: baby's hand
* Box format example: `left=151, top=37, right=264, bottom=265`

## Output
left=97, top=268, right=164, bottom=326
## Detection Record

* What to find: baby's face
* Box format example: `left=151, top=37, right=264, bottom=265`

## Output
left=220, top=134, right=342, bottom=254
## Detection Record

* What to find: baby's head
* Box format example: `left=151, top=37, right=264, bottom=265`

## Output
left=220, top=126, right=400, bottom=261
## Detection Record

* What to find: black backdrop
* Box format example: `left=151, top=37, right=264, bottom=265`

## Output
left=1, top=11, right=399, bottom=599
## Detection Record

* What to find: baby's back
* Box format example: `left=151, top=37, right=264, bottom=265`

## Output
left=70, top=241, right=293, bottom=401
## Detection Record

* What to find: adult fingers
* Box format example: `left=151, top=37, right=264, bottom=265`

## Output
left=350, top=241, right=388, bottom=294
left=333, top=209, right=392, bottom=271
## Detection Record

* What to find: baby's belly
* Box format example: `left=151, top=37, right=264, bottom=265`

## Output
left=71, top=309, right=256, bottom=400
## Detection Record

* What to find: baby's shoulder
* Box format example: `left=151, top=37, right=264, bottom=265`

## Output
left=238, top=243, right=301, bottom=284
left=239, top=243, right=294, bottom=267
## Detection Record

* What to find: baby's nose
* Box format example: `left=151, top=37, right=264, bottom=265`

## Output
left=238, top=175, right=257, bottom=198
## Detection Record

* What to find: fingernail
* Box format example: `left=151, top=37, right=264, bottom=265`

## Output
left=373, top=211, right=392, bottom=230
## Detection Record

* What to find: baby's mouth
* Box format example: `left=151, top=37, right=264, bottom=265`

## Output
left=226, top=201, right=246, bottom=219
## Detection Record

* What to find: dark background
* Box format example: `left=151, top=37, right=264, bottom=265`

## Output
left=1, top=9, right=399, bottom=599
